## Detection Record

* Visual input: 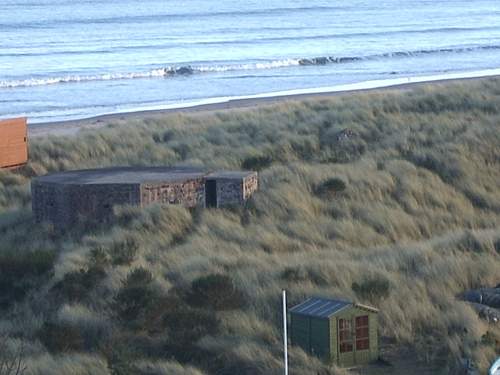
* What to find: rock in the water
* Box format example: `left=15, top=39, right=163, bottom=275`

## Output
left=298, top=58, right=314, bottom=66
left=175, top=66, right=194, bottom=75
left=164, top=66, right=195, bottom=76
left=298, top=56, right=330, bottom=65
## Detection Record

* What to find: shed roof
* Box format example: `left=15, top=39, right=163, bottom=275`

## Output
left=289, top=297, right=351, bottom=318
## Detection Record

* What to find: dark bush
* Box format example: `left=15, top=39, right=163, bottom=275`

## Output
left=52, top=265, right=106, bottom=302
left=161, top=129, right=178, bottom=143
left=114, top=268, right=159, bottom=325
left=314, top=177, right=347, bottom=197
left=280, top=266, right=328, bottom=286
left=494, top=239, right=500, bottom=254
left=38, top=322, right=85, bottom=353
left=241, top=154, right=273, bottom=171
left=109, top=237, right=139, bottom=266
left=188, top=274, right=245, bottom=310
left=123, top=267, right=153, bottom=288
left=172, top=143, right=191, bottom=160
left=407, top=153, right=463, bottom=183
left=102, top=338, right=141, bottom=375
left=281, top=266, right=308, bottom=282
left=481, top=331, right=500, bottom=352
left=89, top=246, right=111, bottom=270
left=163, top=306, right=220, bottom=344
left=352, top=275, right=391, bottom=301
left=0, top=250, right=56, bottom=308
left=330, top=142, right=366, bottom=163
left=290, top=137, right=319, bottom=160
left=457, top=231, right=489, bottom=253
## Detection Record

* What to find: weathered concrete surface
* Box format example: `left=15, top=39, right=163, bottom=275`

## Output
left=32, top=167, right=258, bottom=229
left=206, top=171, right=258, bottom=207
left=34, top=166, right=207, bottom=185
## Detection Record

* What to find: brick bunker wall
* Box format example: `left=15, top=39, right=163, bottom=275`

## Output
left=32, top=181, right=140, bottom=229
left=140, top=177, right=205, bottom=208
left=243, top=173, right=258, bottom=200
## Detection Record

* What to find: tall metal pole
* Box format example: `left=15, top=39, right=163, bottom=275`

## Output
left=283, top=290, right=288, bottom=375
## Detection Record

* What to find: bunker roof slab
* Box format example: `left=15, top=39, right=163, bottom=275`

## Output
left=34, top=166, right=208, bottom=185
left=206, top=171, right=255, bottom=180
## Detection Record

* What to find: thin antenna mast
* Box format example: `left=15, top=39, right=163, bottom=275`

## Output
left=283, top=290, right=288, bottom=375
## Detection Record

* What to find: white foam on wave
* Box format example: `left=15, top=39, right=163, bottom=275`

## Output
left=197, top=59, right=301, bottom=72
left=0, top=69, right=169, bottom=88
left=26, top=68, right=500, bottom=124
left=2, top=44, right=498, bottom=89
left=0, top=60, right=302, bottom=88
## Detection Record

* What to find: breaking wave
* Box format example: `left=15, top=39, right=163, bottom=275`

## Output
left=2, top=44, right=498, bottom=88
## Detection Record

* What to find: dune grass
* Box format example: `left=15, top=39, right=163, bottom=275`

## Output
left=0, top=78, right=499, bottom=374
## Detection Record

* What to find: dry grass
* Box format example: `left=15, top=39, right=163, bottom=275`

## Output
left=0, top=78, right=499, bottom=374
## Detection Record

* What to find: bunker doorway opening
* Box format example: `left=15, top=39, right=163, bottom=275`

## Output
left=205, top=180, right=217, bottom=208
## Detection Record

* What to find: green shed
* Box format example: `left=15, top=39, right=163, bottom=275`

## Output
left=289, top=297, right=378, bottom=367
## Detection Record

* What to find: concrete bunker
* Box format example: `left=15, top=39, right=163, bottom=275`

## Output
left=32, top=166, right=258, bottom=230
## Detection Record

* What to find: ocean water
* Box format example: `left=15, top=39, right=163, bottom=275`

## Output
left=1, top=0, right=500, bottom=123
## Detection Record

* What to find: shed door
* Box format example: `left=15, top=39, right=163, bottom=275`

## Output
left=205, top=180, right=217, bottom=208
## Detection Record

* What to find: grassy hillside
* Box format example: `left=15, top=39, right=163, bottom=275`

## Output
left=0, top=78, right=499, bottom=375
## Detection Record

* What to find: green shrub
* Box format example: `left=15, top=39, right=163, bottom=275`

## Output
left=407, top=153, right=463, bottom=183
left=280, top=266, right=327, bottom=286
left=52, top=266, right=106, bottom=302
left=113, top=268, right=159, bottom=325
left=481, top=331, right=500, bottom=351
left=123, top=268, right=153, bottom=288
left=89, top=246, right=111, bottom=269
left=314, top=177, right=347, bottom=197
left=38, top=322, right=85, bottom=353
left=0, top=250, right=55, bottom=308
left=163, top=306, right=220, bottom=344
left=352, top=275, right=391, bottom=301
left=109, top=237, right=139, bottom=266
left=104, top=339, right=141, bottom=375
left=457, top=231, right=489, bottom=253
left=241, top=154, right=273, bottom=171
left=494, top=238, right=500, bottom=254
left=281, top=266, right=308, bottom=282
left=188, top=274, right=245, bottom=311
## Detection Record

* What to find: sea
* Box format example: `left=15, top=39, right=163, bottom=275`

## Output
left=1, top=0, right=500, bottom=124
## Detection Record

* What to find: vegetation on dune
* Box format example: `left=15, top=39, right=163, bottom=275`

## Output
left=0, top=78, right=499, bottom=374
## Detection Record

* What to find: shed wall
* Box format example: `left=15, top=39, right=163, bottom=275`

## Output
left=331, top=306, right=378, bottom=367
left=310, top=318, right=330, bottom=360
left=291, top=313, right=310, bottom=351
left=0, top=118, right=27, bottom=169
left=290, top=314, right=330, bottom=361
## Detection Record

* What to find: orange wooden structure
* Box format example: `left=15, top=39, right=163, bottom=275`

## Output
left=0, top=117, right=28, bottom=169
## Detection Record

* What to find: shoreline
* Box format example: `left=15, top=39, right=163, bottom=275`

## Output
left=28, top=69, right=500, bottom=138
